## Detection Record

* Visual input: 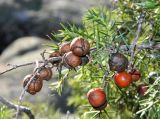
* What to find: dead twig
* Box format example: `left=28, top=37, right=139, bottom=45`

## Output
left=16, top=61, right=43, bottom=119
left=0, top=96, right=35, bottom=119
left=129, top=13, right=145, bottom=69
left=101, top=71, right=109, bottom=89
left=120, top=43, right=160, bottom=51
left=0, top=57, right=61, bottom=76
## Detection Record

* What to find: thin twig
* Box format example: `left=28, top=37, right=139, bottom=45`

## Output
left=0, top=57, right=61, bottom=76
left=120, top=43, right=160, bottom=51
left=101, top=71, right=109, bottom=88
left=40, top=50, right=47, bottom=61
left=46, top=34, right=58, bottom=46
left=16, top=63, right=42, bottom=119
left=0, top=96, right=35, bottom=119
left=129, top=13, right=145, bottom=69
left=66, top=110, right=70, bottom=119
left=91, top=42, right=160, bottom=55
left=0, top=61, right=43, bottom=75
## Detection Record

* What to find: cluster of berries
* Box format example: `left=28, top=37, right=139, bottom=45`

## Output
left=109, top=53, right=141, bottom=88
left=87, top=53, right=147, bottom=111
left=49, top=37, right=90, bottom=69
left=23, top=67, right=52, bottom=95
left=109, top=53, right=147, bottom=96
left=23, top=37, right=90, bottom=95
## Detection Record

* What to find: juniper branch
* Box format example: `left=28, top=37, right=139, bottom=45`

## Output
left=0, top=57, right=61, bottom=76
left=16, top=56, right=61, bottom=119
left=0, top=96, right=35, bottom=119
left=129, top=13, right=145, bottom=68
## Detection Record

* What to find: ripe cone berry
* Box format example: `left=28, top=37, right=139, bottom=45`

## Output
left=59, top=42, right=70, bottom=55
left=49, top=51, right=61, bottom=65
left=49, top=51, right=60, bottom=58
left=70, top=37, right=90, bottom=56
left=63, top=51, right=81, bottom=68
left=87, top=88, right=107, bottom=110
left=80, top=56, right=89, bottom=66
left=108, top=53, right=128, bottom=72
left=114, top=71, right=132, bottom=88
left=39, top=67, right=52, bottom=81
left=129, top=69, right=141, bottom=82
left=23, top=74, right=43, bottom=95
left=137, top=84, right=148, bottom=96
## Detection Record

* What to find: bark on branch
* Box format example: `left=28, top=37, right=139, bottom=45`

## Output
left=0, top=96, right=35, bottom=119
left=0, top=57, right=61, bottom=76
left=129, top=13, right=144, bottom=68
left=120, top=43, right=160, bottom=51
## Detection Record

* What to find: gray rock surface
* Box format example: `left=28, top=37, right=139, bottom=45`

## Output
left=0, top=36, right=46, bottom=63
left=0, top=0, right=110, bottom=53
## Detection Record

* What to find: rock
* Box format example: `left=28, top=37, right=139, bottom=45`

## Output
left=0, top=0, right=110, bottom=54
left=44, top=0, right=110, bottom=24
left=0, top=36, right=46, bottom=63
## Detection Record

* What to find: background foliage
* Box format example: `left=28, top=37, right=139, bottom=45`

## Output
left=50, top=0, right=160, bottom=118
